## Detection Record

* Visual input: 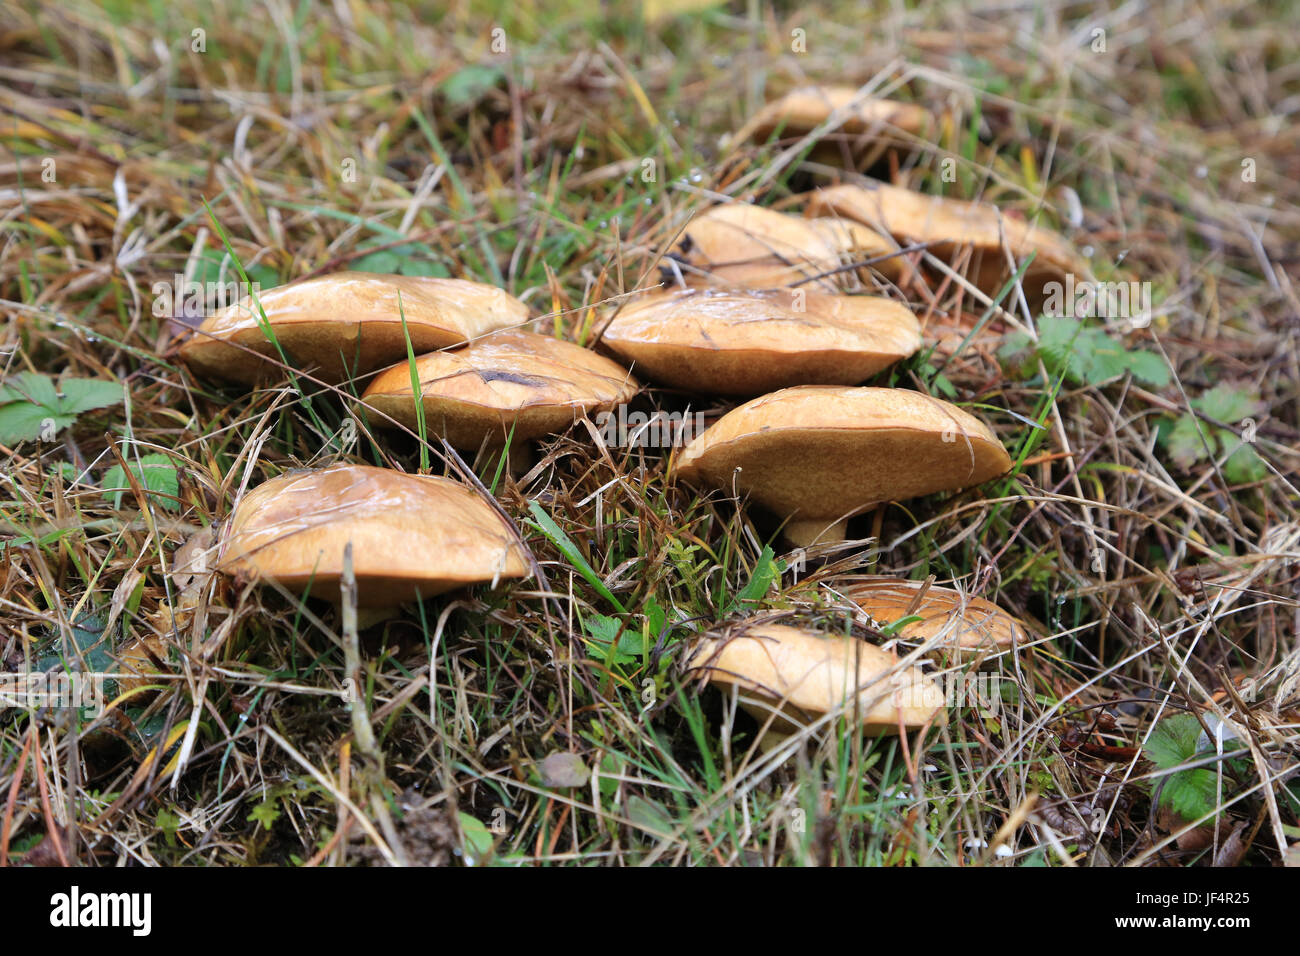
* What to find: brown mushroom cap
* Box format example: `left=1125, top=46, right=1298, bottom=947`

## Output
left=217, top=464, right=528, bottom=606
left=687, top=623, right=945, bottom=735
left=360, top=330, right=639, bottom=448
left=805, top=181, right=1087, bottom=300
left=180, top=272, right=529, bottom=385
left=600, top=288, right=920, bottom=396
left=845, top=578, right=1028, bottom=657
left=731, top=86, right=930, bottom=147
left=673, top=385, right=1013, bottom=545
left=669, top=203, right=899, bottom=288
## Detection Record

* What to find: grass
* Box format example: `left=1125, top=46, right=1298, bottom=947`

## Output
left=1, top=0, right=1298, bottom=867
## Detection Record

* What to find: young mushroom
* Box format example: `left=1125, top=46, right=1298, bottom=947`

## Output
left=845, top=577, right=1029, bottom=659
left=666, top=202, right=900, bottom=289
left=600, top=288, right=920, bottom=396
left=804, top=181, right=1087, bottom=303
left=672, top=385, right=1013, bottom=546
left=687, top=622, right=945, bottom=747
left=359, top=330, right=639, bottom=470
left=180, top=272, right=529, bottom=385
left=217, top=463, right=528, bottom=608
left=729, top=85, right=930, bottom=154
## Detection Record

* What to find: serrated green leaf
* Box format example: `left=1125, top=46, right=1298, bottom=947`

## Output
left=1082, top=332, right=1132, bottom=382
left=0, top=404, right=71, bottom=445
left=1144, top=715, right=1229, bottom=824
left=1222, top=443, right=1267, bottom=484
left=353, top=243, right=449, bottom=278
left=1193, top=384, right=1258, bottom=424
left=1144, top=714, right=1200, bottom=769
left=996, top=339, right=1037, bottom=380
left=1003, top=317, right=1167, bottom=388
left=0, top=374, right=124, bottom=445
left=1124, top=349, right=1170, bottom=386
left=1034, top=316, right=1082, bottom=379
left=352, top=250, right=403, bottom=274
left=57, top=378, right=126, bottom=416
left=248, top=798, right=281, bottom=831
left=102, top=453, right=181, bottom=511
left=396, top=259, right=449, bottom=277
left=582, top=613, right=642, bottom=665
left=1160, top=768, right=1219, bottom=820
left=0, top=371, right=59, bottom=407
left=1163, top=414, right=1210, bottom=469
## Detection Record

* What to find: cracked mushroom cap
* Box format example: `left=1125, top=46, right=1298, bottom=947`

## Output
left=730, top=86, right=930, bottom=147
left=600, top=288, right=920, bottom=396
left=360, top=331, right=639, bottom=448
left=668, top=202, right=899, bottom=288
left=687, top=623, right=945, bottom=735
left=804, top=181, right=1087, bottom=301
left=846, top=578, right=1028, bottom=658
left=673, top=385, right=1012, bottom=545
left=180, top=272, right=529, bottom=385
left=217, top=464, right=528, bottom=606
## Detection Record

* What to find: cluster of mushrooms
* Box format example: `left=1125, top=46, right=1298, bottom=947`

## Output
left=172, top=85, right=1084, bottom=750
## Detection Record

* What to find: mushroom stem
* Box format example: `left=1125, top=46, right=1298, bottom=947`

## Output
left=355, top=605, right=401, bottom=630
left=784, top=517, right=849, bottom=548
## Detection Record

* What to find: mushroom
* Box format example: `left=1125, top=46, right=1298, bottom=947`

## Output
left=217, top=463, right=528, bottom=607
left=600, top=288, right=920, bottom=396
left=730, top=86, right=930, bottom=153
left=360, top=330, right=639, bottom=468
left=804, top=181, right=1087, bottom=302
left=666, top=202, right=900, bottom=289
left=672, top=385, right=1012, bottom=546
left=687, top=622, right=944, bottom=743
left=845, top=577, right=1028, bottom=658
left=180, top=272, right=529, bottom=385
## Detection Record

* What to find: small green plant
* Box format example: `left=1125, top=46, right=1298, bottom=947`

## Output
left=582, top=613, right=644, bottom=666
left=1159, top=384, right=1266, bottom=484
left=998, top=315, right=1169, bottom=387
left=248, top=797, right=282, bottom=832
left=1142, top=714, right=1245, bottom=822
left=458, top=811, right=495, bottom=863
left=351, top=241, right=450, bottom=277
left=101, top=453, right=181, bottom=512
left=729, top=544, right=780, bottom=612
left=440, top=64, right=505, bottom=107
left=0, top=372, right=125, bottom=445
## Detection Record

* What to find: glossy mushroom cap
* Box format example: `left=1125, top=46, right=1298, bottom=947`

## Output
left=673, top=385, right=1013, bottom=546
left=668, top=203, right=899, bottom=289
left=217, top=464, right=528, bottom=606
left=360, top=331, right=639, bottom=449
left=730, top=86, right=930, bottom=148
left=846, top=578, right=1028, bottom=658
left=687, top=623, right=944, bottom=735
left=180, top=272, right=529, bottom=385
left=600, top=288, right=920, bottom=396
left=804, top=181, right=1087, bottom=301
